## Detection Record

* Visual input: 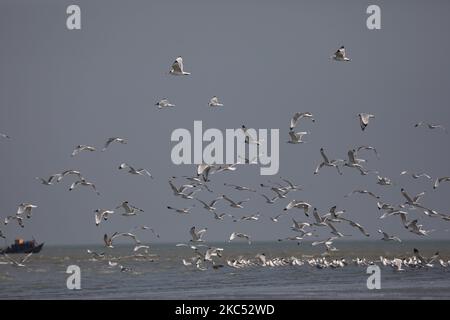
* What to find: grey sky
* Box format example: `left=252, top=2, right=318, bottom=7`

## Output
left=1, top=0, right=450, bottom=245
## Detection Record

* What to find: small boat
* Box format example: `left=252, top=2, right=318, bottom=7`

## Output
left=0, top=238, right=44, bottom=254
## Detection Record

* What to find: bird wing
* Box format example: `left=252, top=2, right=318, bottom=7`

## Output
left=195, top=198, right=209, bottom=208
left=103, top=138, right=115, bottom=150
left=335, top=47, right=345, bottom=59
left=197, top=164, right=210, bottom=175
left=117, top=232, right=140, bottom=244
left=289, top=131, right=299, bottom=141
left=17, top=204, right=27, bottom=214
left=313, top=209, right=322, bottom=223
left=210, top=197, right=223, bottom=206
left=320, top=149, right=330, bottom=163
left=348, top=150, right=357, bottom=164
left=222, top=195, right=237, bottom=206
left=210, top=96, right=219, bottom=104
left=401, top=189, right=414, bottom=203
left=103, top=234, right=110, bottom=246
left=95, top=211, right=103, bottom=225
left=413, top=191, right=425, bottom=203
left=326, top=222, right=339, bottom=233
left=290, top=113, right=301, bottom=129
left=190, top=227, right=197, bottom=240
left=171, top=57, right=183, bottom=73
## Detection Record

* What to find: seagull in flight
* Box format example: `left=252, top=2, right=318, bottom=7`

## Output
left=87, top=249, right=105, bottom=259
left=208, top=96, right=223, bottom=107
left=211, top=211, right=234, bottom=221
left=291, top=219, right=311, bottom=233
left=94, top=209, right=114, bottom=226
left=204, top=247, right=224, bottom=261
left=260, top=194, right=279, bottom=204
left=269, top=212, right=286, bottom=222
left=377, top=176, right=393, bottom=186
left=69, top=179, right=100, bottom=195
left=104, top=232, right=140, bottom=248
left=57, top=170, right=83, bottom=182
left=356, top=145, right=379, bottom=159
left=400, top=171, right=432, bottom=180
left=224, top=183, right=256, bottom=192
left=345, top=189, right=380, bottom=199
left=414, top=122, right=447, bottom=133
left=240, top=125, right=265, bottom=145
left=169, top=56, right=191, bottom=75
left=131, top=225, right=160, bottom=239
left=379, top=208, right=408, bottom=220
left=133, top=245, right=150, bottom=253
left=71, top=145, right=96, bottom=157
left=222, top=195, right=250, bottom=209
left=278, top=236, right=308, bottom=245
left=290, top=112, right=315, bottom=130
left=378, top=229, right=401, bottom=242
left=262, top=185, right=288, bottom=199
left=331, top=46, right=351, bottom=61
left=323, top=205, right=346, bottom=221
left=0, top=133, right=11, bottom=139
left=312, top=208, right=328, bottom=227
left=344, top=149, right=372, bottom=175
left=215, top=163, right=238, bottom=173
left=235, top=212, right=260, bottom=222
left=341, top=218, right=370, bottom=237
left=35, top=175, right=60, bottom=186
left=155, top=98, right=175, bottom=109
left=280, top=177, right=302, bottom=191
left=102, top=137, right=127, bottom=151
left=400, top=188, right=426, bottom=208
left=377, top=201, right=395, bottom=211
left=326, top=222, right=346, bottom=238
left=283, top=200, right=312, bottom=217
left=229, top=232, right=251, bottom=244
left=167, top=206, right=194, bottom=215
left=116, top=201, right=144, bottom=216
left=406, top=219, right=434, bottom=236
left=312, top=237, right=338, bottom=247
left=433, top=177, right=450, bottom=189
left=197, top=163, right=215, bottom=182
left=190, top=226, right=207, bottom=242
left=119, top=163, right=153, bottom=178
left=168, top=180, right=195, bottom=197
left=195, top=197, right=223, bottom=212
left=358, top=113, right=375, bottom=131
left=17, top=203, right=38, bottom=218
left=314, top=148, right=343, bottom=175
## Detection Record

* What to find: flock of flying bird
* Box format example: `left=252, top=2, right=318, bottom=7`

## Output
left=1, top=47, right=450, bottom=273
